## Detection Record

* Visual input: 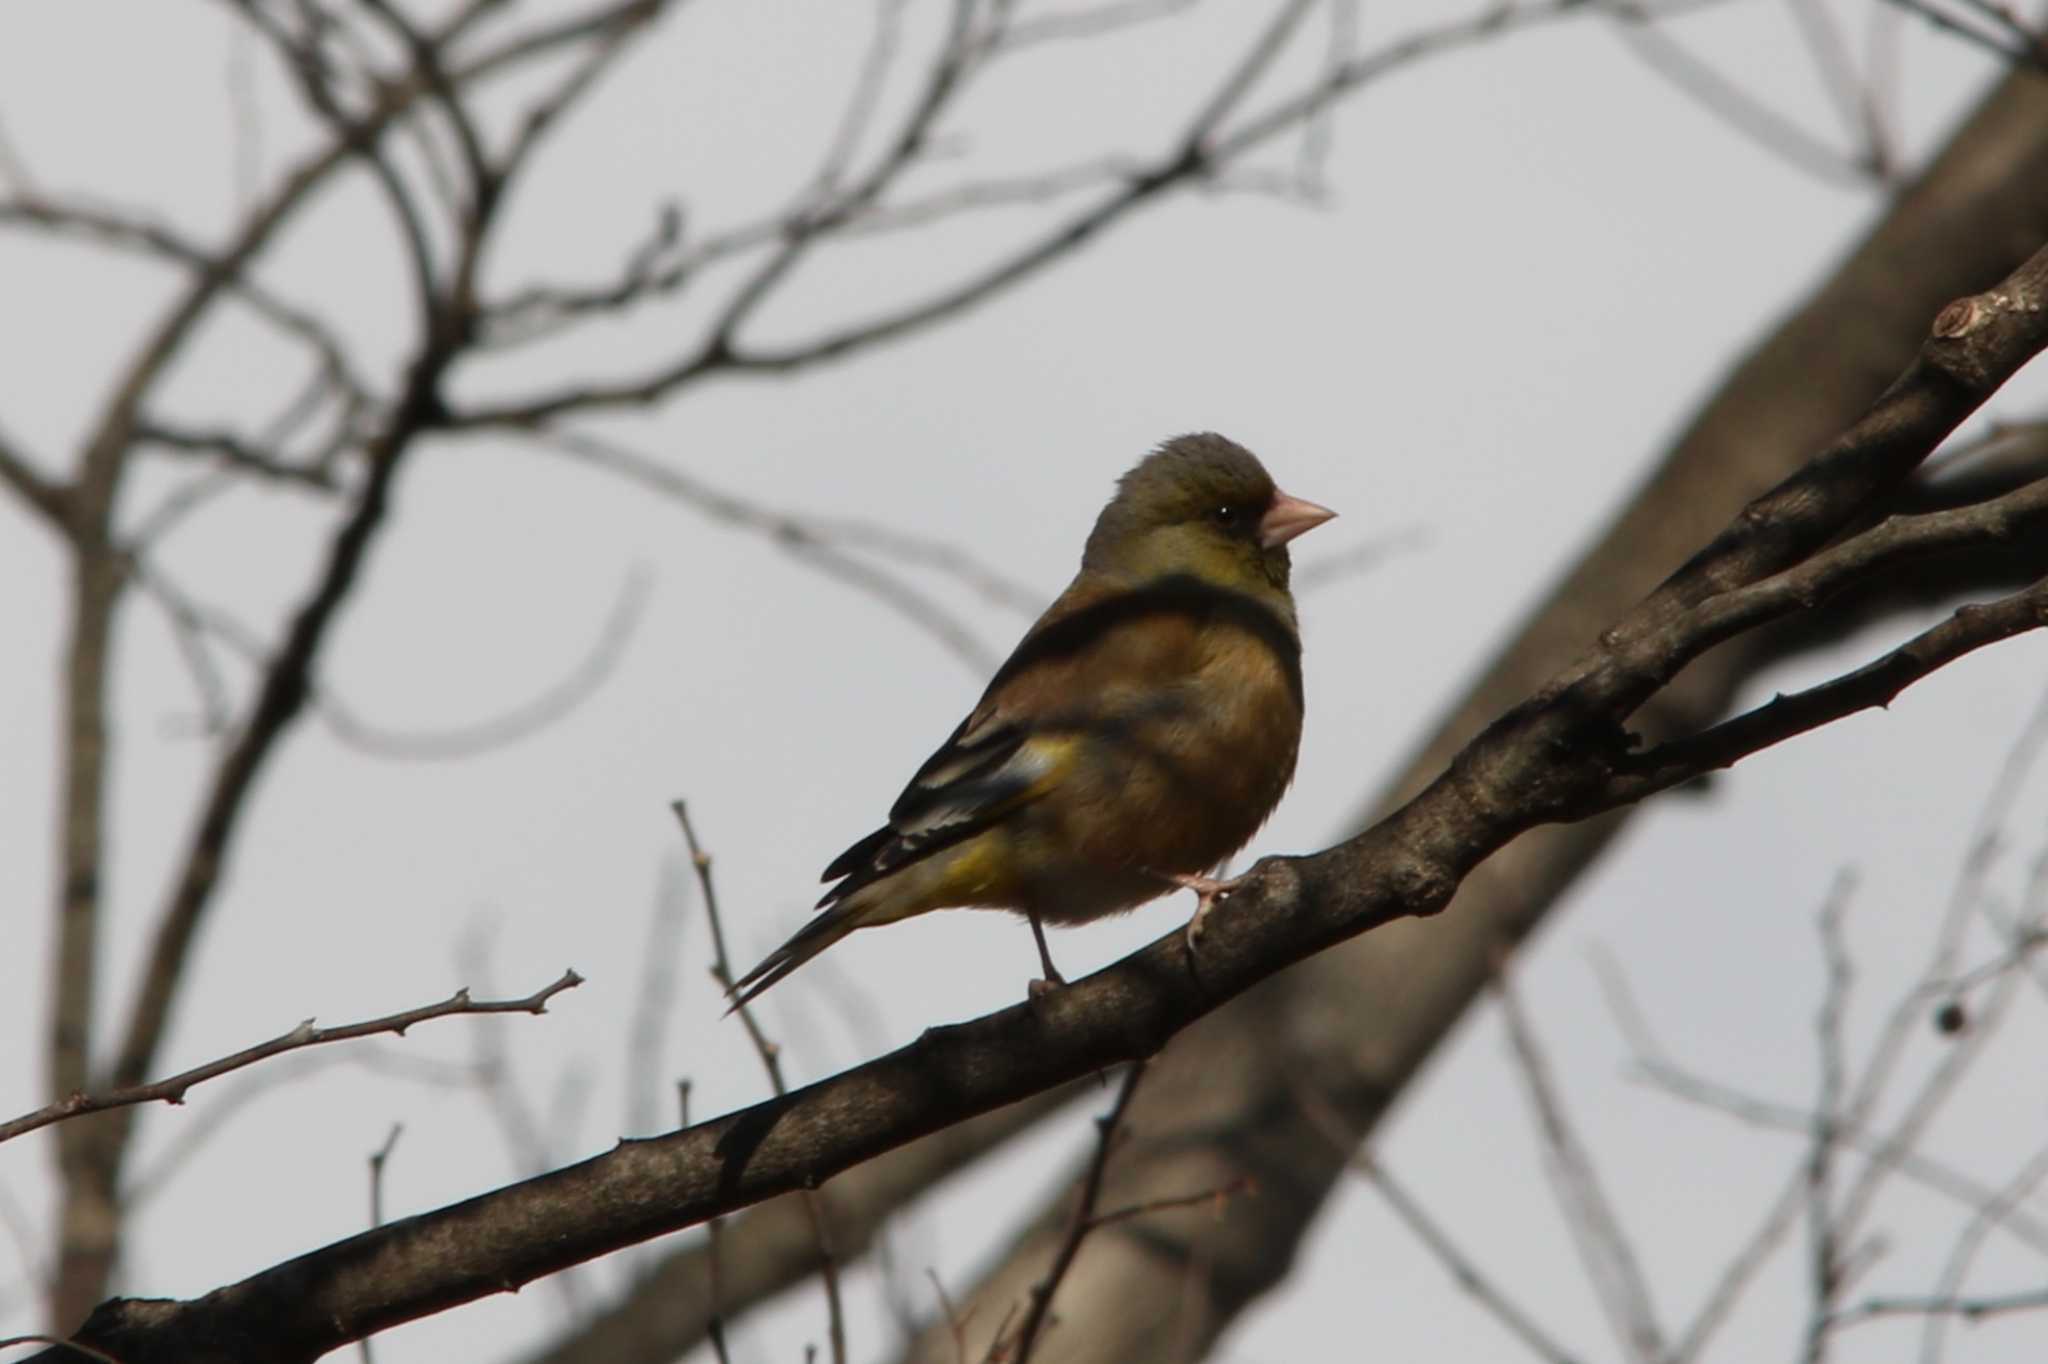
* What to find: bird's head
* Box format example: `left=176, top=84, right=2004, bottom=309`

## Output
left=1082, top=433, right=1335, bottom=599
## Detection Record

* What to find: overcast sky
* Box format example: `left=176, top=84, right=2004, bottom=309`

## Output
left=5, top=3, right=2048, bottom=1361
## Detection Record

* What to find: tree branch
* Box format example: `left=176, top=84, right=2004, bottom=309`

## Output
left=1, top=973, right=580, bottom=1145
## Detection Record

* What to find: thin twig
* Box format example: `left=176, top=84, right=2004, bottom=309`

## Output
left=124, top=1044, right=482, bottom=1208
left=1622, top=1057, right=2048, bottom=1253
left=674, top=802, right=847, bottom=1364
left=367, top=1122, right=403, bottom=1233
left=0, top=426, right=64, bottom=529
left=998, top=1058, right=1149, bottom=1364
left=0, top=198, right=373, bottom=398
left=127, top=557, right=652, bottom=760
left=358, top=1122, right=403, bottom=1364
left=1604, top=4, right=1876, bottom=188
left=0, top=971, right=580, bottom=1144
left=809, top=0, right=909, bottom=198
left=1916, top=1139, right=2048, bottom=1364
left=1087, top=1176, right=1253, bottom=1232
left=1828, top=1285, right=2048, bottom=1330
left=1356, top=1153, right=1589, bottom=1364
left=624, top=862, right=693, bottom=1136
left=1879, top=0, right=2048, bottom=68
left=0, top=1336, right=124, bottom=1364
left=674, top=1079, right=733, bottom=1364
left=1828, top=689, right=2048, bottom=1242
left=990, top=0, right=1199, bottom=51
left=536, top=428, right=1011, bottom=671
left=457, top=0, right=1678, bottom=429
left=1800, top=873, right=1856, bottom=1364
left=1495, top=958, right=1665, bottom=1364
left=0, top=1179, right=43, bottom=1319
left=1788, top=0, right=1893, bottom=176
left=1284, top=1069, right=1587, bottom=1364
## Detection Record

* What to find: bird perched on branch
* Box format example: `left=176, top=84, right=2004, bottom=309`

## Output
left=729, top=433, right=1334, bottom=1008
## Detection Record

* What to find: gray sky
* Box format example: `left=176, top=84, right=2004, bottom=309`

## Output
left=5, top=3, right=2048, bottom=1361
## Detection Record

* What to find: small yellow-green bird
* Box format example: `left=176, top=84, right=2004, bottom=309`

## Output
left=729, top=433, right=1334, bottom=1007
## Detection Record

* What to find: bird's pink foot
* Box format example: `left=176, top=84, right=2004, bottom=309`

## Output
left=1176, top=871, right=1246, bottom=951
left=1027, top=974, right=1066, bottom=1001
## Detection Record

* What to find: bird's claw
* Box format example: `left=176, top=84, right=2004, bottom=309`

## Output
left=1176, top=872, right=1244, bottom=952
left=1027, top=973, right=1066, bottom=1001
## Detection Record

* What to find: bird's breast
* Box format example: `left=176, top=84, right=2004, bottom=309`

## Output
left=1036, top=623, right=1302, bottom=915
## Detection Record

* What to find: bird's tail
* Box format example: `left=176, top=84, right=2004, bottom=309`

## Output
left=726, top=903, right=863, bottom=1012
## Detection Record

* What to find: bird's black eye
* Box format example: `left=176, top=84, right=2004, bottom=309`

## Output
left=1210, top=504, right=1242, bottom=529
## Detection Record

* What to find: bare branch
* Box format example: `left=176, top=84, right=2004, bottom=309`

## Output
left=128, top=555, right=649, bottom=759
left=1827, top=1285, right=2048, bottom=1330
left=357, top=1123, right=404, bottom=1364
left=226, top=0, right=443, bottom=317
left=0, top=1335, right=123, bottom=1364
left=809, top=0, right=910, bottom=200
left=0, top=424, right=68, bottom=531
left=317, top=567, right=650, bottom=760
left=0, top=196, right=373, bottom=399
left=989, top=0, right=1200, bottom=52
left=1285, top=1035, right=1590, bottom=1364
left=131, top=558, right=239, bottom=738
left=1916, top=1140, right=2048, bottom=1362
left=496, top=0, right=667, bottom=179
left=1353, top=1150, right=1588, bottom=1364
left=226, top=21, right=265, bottom=209
left=1687, top=1174, right=1814, bottom=1362
left=1183, top=0, right=1317, bottom=145
left=528, top=429, right=1012, bottom=671
left=515, top=1084, right=1086, bottom=1364
left=1623, top=1056, right=2048, bottom=1255
left=1604, top=11, right=1878, bottom=188
left=832, top=156, right=1147, bottom=235
left=1880, top=0, right=2048, bottom=69
left=674, top=803, right=847, bottom=1364
left=456, top=0, right=1661, bottom=429
left=1, top=972, right=580, bottom=1145
left=999, top=1060, right=1148, bottom=1364
left=131, top=423, right=346, bottom=493
left=1800, top=874, right=1856, bottom=1364
left=358, top=0, right=493, bottom=197
left=624, top=862, right=693, bottom=1137
left=1789, top=0, right=1896, bottom=176
left=125, top=1045, right=484, bottom=1209
left=700, top=0, right=983, bottom=366
left=1593, top=487, right=2048, bottom=803
left=32, top=0, right=693, bottom=1322
left=1495, top=962, right=1665, bottom=1364
left=0, top=1180, right=44, bottom=1318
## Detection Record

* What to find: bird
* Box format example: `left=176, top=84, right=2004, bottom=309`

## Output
left=728, top=432, right=1334, bottom=1009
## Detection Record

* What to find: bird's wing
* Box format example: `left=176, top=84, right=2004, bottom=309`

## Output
left=815, top=577, right=1140, bottom=902
left=818, top=573, right=1284, bottom=906
left=817, top=710, right=1063, bottom=904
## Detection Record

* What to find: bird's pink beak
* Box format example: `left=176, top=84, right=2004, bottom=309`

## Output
left=1259, top=489, right=1336, bottom=548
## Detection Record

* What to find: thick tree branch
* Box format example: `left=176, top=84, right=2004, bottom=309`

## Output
left=518, top=1085, right=1084, bottom=1364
